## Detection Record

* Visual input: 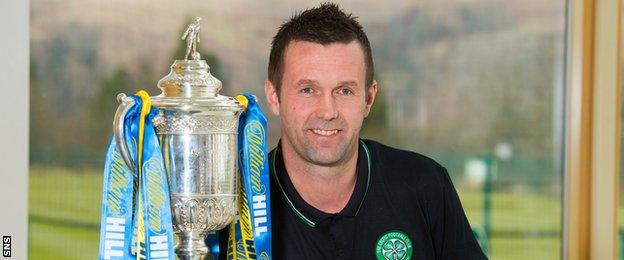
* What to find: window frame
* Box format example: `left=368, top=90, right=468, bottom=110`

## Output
left=564, top=0, right=621, bottom=259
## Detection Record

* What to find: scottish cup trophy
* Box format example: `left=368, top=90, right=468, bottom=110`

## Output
left=114, top=17, right=243, bottom=259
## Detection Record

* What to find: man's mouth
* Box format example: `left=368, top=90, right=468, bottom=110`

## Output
left=310, top=129, right=340, bottom=136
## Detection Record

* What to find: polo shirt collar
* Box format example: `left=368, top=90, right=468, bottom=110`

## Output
left=270, top=139, right=371, bottom=227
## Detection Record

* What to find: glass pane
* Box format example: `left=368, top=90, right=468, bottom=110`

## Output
left=29, top=1, right=567, bottom=259
left=361, top=2, right=566, bottom=259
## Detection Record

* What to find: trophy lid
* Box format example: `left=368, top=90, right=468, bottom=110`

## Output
left=151, top=17, right=242, bottom=111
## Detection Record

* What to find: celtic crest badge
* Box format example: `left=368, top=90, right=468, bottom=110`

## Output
left=375, top=230, right=413, bottom=260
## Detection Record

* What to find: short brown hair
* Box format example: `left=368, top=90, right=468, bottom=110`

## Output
left=268, top=2, right=374, bottom=95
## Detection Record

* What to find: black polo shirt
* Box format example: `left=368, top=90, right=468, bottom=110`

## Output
left=221, top=139, right=486, bottom=260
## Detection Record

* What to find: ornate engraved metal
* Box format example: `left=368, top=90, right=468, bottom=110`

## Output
left=153, top=113, right=239, bottom=134
left=171, top=195, right=237, bottom=233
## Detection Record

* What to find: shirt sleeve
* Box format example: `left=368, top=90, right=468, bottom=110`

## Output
left=437, top=166, right=488, bottom=260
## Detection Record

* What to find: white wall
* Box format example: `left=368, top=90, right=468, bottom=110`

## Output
left=0, top=0, right=29, bottom=258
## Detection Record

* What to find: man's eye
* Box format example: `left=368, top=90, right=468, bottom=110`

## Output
left=300, top=87, right=314, bottom=94
left=337, top=88, right=353, bottom=95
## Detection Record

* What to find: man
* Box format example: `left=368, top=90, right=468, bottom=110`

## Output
left=223, top=3, right=486, bottom=259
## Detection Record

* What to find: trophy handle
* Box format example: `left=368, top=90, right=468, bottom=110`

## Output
left=113, top=93, right=137, bottom=173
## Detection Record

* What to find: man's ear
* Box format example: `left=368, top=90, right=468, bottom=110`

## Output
left=264, top=79, right=280, bottom=116
left=364, top=80, right=378, bottom=117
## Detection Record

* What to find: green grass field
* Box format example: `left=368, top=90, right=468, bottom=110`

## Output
left=29, top=167, right=102, bottom=259
left=29, top=167, right=562, bottom=259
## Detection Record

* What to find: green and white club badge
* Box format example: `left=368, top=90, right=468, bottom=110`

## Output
left=375, top=230, right=413, bottom=260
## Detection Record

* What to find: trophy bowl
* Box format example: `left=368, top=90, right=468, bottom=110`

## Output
left=152, top=58, right=243, bottom=260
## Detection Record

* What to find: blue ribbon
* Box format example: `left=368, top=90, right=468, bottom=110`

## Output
left=98, top=136, right=135, bottom=259
left=98, top=94, right=175, bottom=259
left=225, top=93, right=273, bottom=260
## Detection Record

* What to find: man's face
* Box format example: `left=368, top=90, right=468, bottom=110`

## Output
left=265, top=40, right=377, bottom=166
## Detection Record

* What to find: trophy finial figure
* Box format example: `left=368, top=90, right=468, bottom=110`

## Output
left=181, top=17, right=202, bottom=60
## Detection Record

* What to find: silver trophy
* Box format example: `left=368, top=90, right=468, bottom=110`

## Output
left=114, top=17, right=243, bottom=260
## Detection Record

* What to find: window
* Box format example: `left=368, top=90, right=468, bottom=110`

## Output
left=29, top=1, right=567, bottom=258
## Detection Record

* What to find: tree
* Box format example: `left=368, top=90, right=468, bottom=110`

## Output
left=88, top=69, right=134, bottom=151
left=30, top=58, right=59, bottom=164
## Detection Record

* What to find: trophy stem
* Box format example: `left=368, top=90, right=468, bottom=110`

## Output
left=175, top=232, right=212, bottom=260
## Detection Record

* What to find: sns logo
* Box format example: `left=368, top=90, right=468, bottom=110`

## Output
left=2, top=236, right=10, bottom=257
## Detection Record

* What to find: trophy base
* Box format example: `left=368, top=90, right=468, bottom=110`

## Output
left=176, top=254, right=213, bottom=260
left=175, top=232, right=212, bottom=260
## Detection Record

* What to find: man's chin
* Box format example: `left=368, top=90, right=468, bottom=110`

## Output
left=302, top=145, right=350, bottom=167
left=306, top=155, right=343, bottom=167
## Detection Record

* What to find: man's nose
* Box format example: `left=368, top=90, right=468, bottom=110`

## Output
left=315, top=93, right=338, bottom=120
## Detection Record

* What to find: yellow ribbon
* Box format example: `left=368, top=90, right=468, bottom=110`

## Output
left=235, top=95, right=249, bottom=110
left=135, top=90, right=151, bottom=260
